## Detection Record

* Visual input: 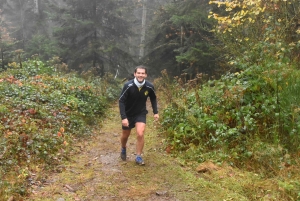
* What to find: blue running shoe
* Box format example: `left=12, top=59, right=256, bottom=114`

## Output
left=135, top=155, right=145, bottom=166
left=120, top=148, right=126, bottom=161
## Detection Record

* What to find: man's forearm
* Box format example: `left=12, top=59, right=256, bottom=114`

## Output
left=119, top=101, right=127, bottom=119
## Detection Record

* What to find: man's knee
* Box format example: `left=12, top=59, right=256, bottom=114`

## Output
left=122, top=130, right=131, bottom=137
left=136, top=129, right=145, bottom=136
left=136, top=131, right=144, bottom=138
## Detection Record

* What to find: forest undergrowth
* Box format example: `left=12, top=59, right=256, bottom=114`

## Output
left=2, top=0, right=300, bottom=200
left=25, top=102, right=295, bottom=201
left=25, top=95, right=300, bottom=201
left=154, top=68, right=300, bottom=201
left=0, top=58, right=300, bottom=200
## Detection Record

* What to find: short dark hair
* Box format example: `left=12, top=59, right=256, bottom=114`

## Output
left=134, top=65, right=147, bottom=74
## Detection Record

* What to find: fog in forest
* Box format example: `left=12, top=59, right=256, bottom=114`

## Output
left=1, top=0, right=218, bottom=79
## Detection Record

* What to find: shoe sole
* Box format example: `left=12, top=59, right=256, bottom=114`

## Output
left=121, top=153, right=126, bottom=161
left=136, top=161, right=145, bottom=166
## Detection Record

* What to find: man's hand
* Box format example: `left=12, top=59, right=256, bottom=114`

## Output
left=154, top=114, right=159, bottom=121
left=122, top=118, right=129, bottom=127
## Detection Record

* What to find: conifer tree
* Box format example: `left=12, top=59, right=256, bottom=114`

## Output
left=51, top=0, right=136, bottom=76
left=0, top=9, right=15, bottom=69
left=1, top=0, right=55, bottom=60
left=144, top=0, right=219, bottom=77
left=2, top=0, right=36, bottom=49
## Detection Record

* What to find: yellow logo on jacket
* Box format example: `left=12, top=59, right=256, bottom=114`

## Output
left=144, top=90, right=148, bottom=96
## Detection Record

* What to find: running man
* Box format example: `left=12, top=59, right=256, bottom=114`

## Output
left=119, top=66, right=159, bottom=165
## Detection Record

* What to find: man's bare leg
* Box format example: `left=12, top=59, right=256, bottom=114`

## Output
left=120, top=129, right=131, bottom=161
left=136, top=122, right=146, bottom=155
left=121, top=129, right=131, bottom=148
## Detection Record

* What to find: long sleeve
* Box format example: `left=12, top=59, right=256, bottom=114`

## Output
left=119, top=84, right=129, bottom=119
left=147, top=85, right=158, bottom=114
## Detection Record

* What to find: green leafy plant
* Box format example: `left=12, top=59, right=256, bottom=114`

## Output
left=0, top=58, right=119, bottom=200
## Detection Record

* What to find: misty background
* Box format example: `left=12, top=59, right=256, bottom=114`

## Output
left=0, top=0, right=220, bottom=79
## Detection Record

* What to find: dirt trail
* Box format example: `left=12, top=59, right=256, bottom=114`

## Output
left=24, top=102, right=299, bottom=201
left=26, top=103, right=209, bottom=201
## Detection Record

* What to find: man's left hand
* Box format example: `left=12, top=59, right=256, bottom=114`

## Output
left=154, top=114, right=159, bottom=121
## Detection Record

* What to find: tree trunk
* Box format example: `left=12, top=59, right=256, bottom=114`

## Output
left=92, top=0, right=97, bottom=68
left=34, top=0, right=39, bottom=14
left=178, top=26, right=184, bottom=74
left=1, top=48, right=4, bottom=69
left=139, top=0, right=147, bottom=59
left=18, top=0, right=25, bottom=49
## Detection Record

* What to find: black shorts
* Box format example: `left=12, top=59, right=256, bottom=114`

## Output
left=122, top=114, right=146, bottom=130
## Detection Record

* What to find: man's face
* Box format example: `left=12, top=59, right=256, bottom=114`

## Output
left=134, top=68, right=147, bottom=83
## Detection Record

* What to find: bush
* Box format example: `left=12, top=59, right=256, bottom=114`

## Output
left=0, top=58, right=117, bottom=199
left=158, top=64, right=300, bottom=173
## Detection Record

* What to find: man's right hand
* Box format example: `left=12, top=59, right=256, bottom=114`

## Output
left=122, top=118, right=129, bottom=127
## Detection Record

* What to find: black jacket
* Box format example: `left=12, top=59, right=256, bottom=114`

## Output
left=119, top=79, right=158, bottom=119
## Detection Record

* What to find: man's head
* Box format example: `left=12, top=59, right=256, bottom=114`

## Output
left=134, top=65, right=148, bottom=74
left=134, top=65, right=147, bottom=83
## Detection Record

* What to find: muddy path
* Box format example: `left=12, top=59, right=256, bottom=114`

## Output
left=25, top=104, right=229, bottom=201
left=23, top=97, right=300, bottom=201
